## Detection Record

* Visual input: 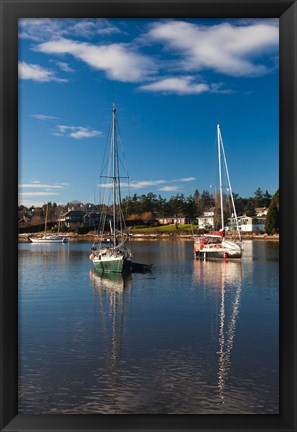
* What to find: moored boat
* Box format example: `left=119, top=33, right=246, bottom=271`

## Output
left=194, top=125, right=242, bottom=260
left=89, top=102, right=133, bottom=274
left=29, top=234, right=68, bottom=243
left=29, top=204, right=68, bottom=243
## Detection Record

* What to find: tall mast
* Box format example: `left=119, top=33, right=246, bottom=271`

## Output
left=44, top=203, right=48, bottom=234
left=217, top=124, right=224, bottom=230
left=219, top=129, right=241, bottom=241
left=112, top=102, right=117, bottom=246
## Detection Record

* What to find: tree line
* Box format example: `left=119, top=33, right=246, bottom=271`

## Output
left=121, top=187, right=273, bottom=219
left=18, top=187, right=279, bottom=234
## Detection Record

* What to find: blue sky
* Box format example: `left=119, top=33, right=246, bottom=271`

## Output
left=18, top=18, right=279, bottom=207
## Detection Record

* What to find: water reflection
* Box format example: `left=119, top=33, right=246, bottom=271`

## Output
left=18, top=241, right=278, bottom=414
left=89, top=271, right=132, bottom=413
left=193, top=260, right=242, bottom=403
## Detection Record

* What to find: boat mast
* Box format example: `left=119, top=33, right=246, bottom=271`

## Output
left=112, top=102, right=117, bottom=246
left=217, top=124, right=225, bottom=230
left=218, top=126, right=242, bottom=242
left=44, top=203, right=48, bottom=234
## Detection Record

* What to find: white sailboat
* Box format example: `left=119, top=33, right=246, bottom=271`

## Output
left=89, top=102, right=133, bottom=273
left=194, top=124, right=242, bottom=259
left=29, top=204, right=68, bottom=243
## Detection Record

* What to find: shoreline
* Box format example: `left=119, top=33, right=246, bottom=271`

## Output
left=18, top=232, right=279, bottom=243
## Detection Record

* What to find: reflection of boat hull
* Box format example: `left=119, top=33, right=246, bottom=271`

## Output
left=92, top=255, right=133, bottom=273
left=29, top=236, right=68, bottom=243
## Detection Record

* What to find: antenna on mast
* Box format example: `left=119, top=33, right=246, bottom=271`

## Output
left=112, top=83, right=115, bottom=104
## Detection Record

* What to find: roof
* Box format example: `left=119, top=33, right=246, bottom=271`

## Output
left=158, top=216, right=192, bottom=219
left=63, top=210, right=85, bottom=217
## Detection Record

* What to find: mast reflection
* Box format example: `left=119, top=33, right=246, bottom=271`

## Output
left=193, top=260, right=242, bottom=402
left=89, top=271, right=132, bottom=413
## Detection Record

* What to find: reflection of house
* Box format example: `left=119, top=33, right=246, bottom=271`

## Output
left=228, top=215, right=266, bottom=232
left=157, top=216, right=193, bottom=225
left=197, top=207, right=215, bottom=229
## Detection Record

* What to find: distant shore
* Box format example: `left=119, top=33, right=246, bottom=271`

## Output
left=18, top=232, right=279, bottom=243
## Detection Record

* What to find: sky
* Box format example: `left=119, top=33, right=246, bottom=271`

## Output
left=18, top=18, right=279, bottom=207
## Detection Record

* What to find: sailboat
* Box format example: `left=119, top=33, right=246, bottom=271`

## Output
left=89, top=102, right=133, bottom=273
left=29, top=203, right=68, bottom=243
left=194, top=125, right=242, bottom=259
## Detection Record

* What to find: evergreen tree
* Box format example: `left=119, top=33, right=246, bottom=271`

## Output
left=262, top=190, right=272, bottom=208
left=185, top=195, right=196, bottom=217
left=232, top=193, right=246, bottom=216
left=244, top=198, right=256, bottom=216
left=265, top=189, right=279, bottom=234
left=193, top=189, right=200, bottom=215
left=200, top=190, right=214, bottom=212
left=254, top=187, right=264, bottom=207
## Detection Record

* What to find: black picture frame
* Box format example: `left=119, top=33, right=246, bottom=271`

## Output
left=1, top=1, right=296, bottom=431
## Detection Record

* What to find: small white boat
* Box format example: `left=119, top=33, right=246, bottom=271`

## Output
left=29, top=204, right=68, bottom=243
left=194, top=125, right=242, bottom=260
left=29, top=234, right=68, bottom=243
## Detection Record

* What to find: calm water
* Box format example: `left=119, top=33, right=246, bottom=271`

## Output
left=18, top=240, right=279, bottom=414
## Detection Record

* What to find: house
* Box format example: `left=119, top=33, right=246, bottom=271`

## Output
left=157, top=216, right=193, bottom=225
left=59, top=210, right=85, bottom=228
left=82, top=212, right=101, bottom=226
left=255, top=207, right=268, bottom=216
left=197, top=207, right=215, bottom=229
left=228, top=215, right=266, bottom=232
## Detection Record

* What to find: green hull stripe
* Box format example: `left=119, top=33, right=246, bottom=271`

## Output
left=93, top=259, right=124, bottom=273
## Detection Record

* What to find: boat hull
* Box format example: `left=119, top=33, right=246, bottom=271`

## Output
left=92, top=256, right=133, bottom=274
left=194, top=238, right=242, bottom=260
left=194, top=249, right=242, bottom=260
left=29, top=237, right=67, bottom=243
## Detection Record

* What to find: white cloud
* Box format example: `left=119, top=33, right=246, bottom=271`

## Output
left=18, top=181, right=69, bottom=204
left=19, top=183, right=67, bottom=189
left=146, top=20, right=278, bottom=77
left=139, top=76, right=209, bottom=95
left=31, top=114, right=58, bottom=121
left=129, top=180, right=166, bottom=188
left=35, top=38, right=156, bottom=82
left=19, top=18, right=122, bottom=42
left=71, top=19, right=122, bottom=37
left=178, top=177, right=196, bottom=182
left=19, top=18, right=68, bottom=41
left=97, top=179, right=166, bottom=189
left=97, top=177, right=195, bottom=190
left=18, top=61, right=67, bottom=82
left=53, top=124, right=102, bottom=139
left=158, top=185, right=180, bottom=192
left=19, top=191, right=59, bottom=196
left=55, top=61, right=74, bottom=73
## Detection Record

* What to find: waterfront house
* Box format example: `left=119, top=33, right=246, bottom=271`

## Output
left=157, top=216, right=193, bottom=225
left=82, top=212, right=101, bottom=226
left=59, top=210, right=85, bottom=228
left=255, top=207, right=268, bottom=216
left=197, top=207, right=215, bottom=229
left=228, top=215, right=266, bottom=232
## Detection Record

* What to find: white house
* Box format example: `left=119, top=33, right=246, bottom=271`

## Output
left=228, top=215, right=266, bottom=232
left=157, top=216, right=193, bottom=225
left=197, top=207, right=215, bottom=229
left=255, top=207, right=268, bottom=216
